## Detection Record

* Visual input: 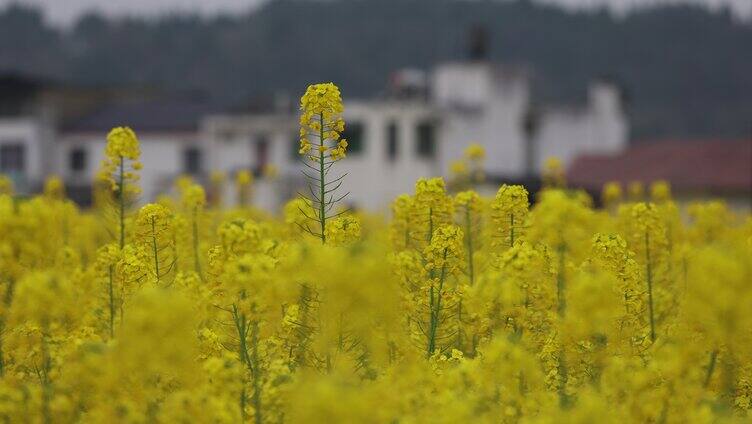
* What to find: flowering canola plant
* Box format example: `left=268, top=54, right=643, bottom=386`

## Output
left=0, top=83, right=750, bottom=423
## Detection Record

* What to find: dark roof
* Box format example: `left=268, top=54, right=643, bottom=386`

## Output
left=62, top=98, right=216, bottom=134
left=568, top=139, right=752, bottom=193
left=0, top=73, right=48, bottom=93
left=0, top=73, right=54, bottom=116
left=228, top=94, right=297, bottom=115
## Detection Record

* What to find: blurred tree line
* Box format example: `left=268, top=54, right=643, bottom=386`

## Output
left=1, top=0, right=750, bottom=139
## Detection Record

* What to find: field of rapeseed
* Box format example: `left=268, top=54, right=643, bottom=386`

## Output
left=0, top=83, right=750, bottom=423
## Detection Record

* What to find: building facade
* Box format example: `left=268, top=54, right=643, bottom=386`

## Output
left=0, top=59, right=628, bottom=211
left=202, top=60, right=627, bottom=211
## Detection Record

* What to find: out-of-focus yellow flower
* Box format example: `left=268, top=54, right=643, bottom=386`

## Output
left=464, top=143, right=485, bottom=161
left=43, top=175, right=65, bottom=200
left=491, top=184, right=529, bottom=248
left=650, top=180, right=671, bottom=203
left=262, top=164, right=278, bottom=179
left=627, top=181, right=644, bottom=201
left=0, top=115, right=750, bottom=423
left=210, top=171, right=226, bottom=186
left=235, top=170, right=253, bottom=207
left=543, top=157, right=565, bottom=188
left=182, top=184, right=206, bottom=210
left=0, top=174, right=13, bottom=195
left=236, top=170, right=253, bottom=186
left=450, top=160, right=468, bottom=178
left=601, top=181, right=622, bottom=209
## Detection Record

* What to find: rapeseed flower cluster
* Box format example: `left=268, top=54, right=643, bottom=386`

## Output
left=296, top=83, right=353, bottom=244
left=0, top=84, right=749, bottom=423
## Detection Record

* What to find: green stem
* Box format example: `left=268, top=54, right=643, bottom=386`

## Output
left=465, top=207, right=475, bottom=285
left=172, top=233, right=179, bottom=275
left=192, top=207, right=203, bottom=281
left=556, top=243, right=566, bottom=317
left=40, top=323, right=52, bottom=424
left=0, top=319, right=4, bottom=377
left=509, top=213, right=515, bottom=247
left=240, top=385, right=247, bottom=423
left=555, top=243, right=569, bottom=407
left=721, top=354, right=736, bottom=412
left=150, top=217, right=160, bottom=284
left=0, top=276, right=15, bottom=377
left=645, top=231, right=656, bottom=342
left=704, top=349, right=718, bottom=388
left=456, top=299, right=464, bottom=350
left=250, top=321, right=263, bottom=424
left=318, top=112, right=327, bottom=243
left=558, top=349, right=570, bottom=408
left=108, top=265, right=115, bottom=339
left=118, top=155, right=125, bottom=249
left=427, top=248, right=448, bottom=357
left=232, top=304, right=250, bottom=421
left=427, top=207, right=434, bottom=245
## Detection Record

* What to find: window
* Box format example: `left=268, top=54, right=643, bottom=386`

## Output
left=70, top=147, right=87, bottom=172
left=342, top=122, right=364, bottom=155
left=0, top=144, right=25, bottom=173
left=183, top=147, right=203, bottom=175
left=386, top=121, right=398, bottom=162
left=219, top=129, right=235, bottom=143
left=416, top=122, right=436, bottom=158
left=255, top=135, right=269, bottom=173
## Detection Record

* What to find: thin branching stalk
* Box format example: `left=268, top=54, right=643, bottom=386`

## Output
left=556, top=242, right=570, bottom=408
left=427, top=248, right=448, bottom=357
left=456, top=299, right=464, bottom=350
left=704, top=349, right=718, bottom=388
left=557, top=351, right=569, bottom=408
left=108, top=265, right=115, bottom=338
left=318, top=113, right=327, bottom=243
left=40, top=321, right=52, bottom=424
left=150, top=217, right=161, bottom=284
left=464, top=207, right=475, bottom=285
left=720, top=353, right=737, bottom=412
left=192, top=207, right=203, bottom=281
left=250, top=321, right=263, bottom=424
left=427, top=207, right=434, bottom=245
left=232, top=304, right=250, bottom=421
left=556, top=243, right=566, bottom=317
left=118, top=155, right=125, bottom=249
left=645, top=231, right=656, bottom=342
left=0, top=319, right=4, bottom=378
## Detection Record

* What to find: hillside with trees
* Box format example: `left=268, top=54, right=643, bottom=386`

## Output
left=1, top=0, right=750, bottom=138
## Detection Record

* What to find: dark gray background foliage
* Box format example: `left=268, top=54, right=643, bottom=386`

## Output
left=1, top=0, right=750, bottom=139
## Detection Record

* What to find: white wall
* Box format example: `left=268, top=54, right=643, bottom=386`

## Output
left=432, top=62, right=530, bottom=176
left=202, top=113, right=297, bottom=211
left=58, top=132, right=204, bottom=203
left=0, top=117, right=46, bottom=193
left=338, top=100, right=440, bottom=210
left=536, top=82, right=627, bottom=171
left=203, top=102, right=441, bottom=213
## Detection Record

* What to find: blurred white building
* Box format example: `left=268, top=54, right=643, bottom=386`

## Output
left=0, top=57, right=628, bottom=211
left=56, top=99, right=213, bottom=203
left=432, top=62, right=626, bottom=176
left=203, top=96, right=442, bottom=211
left=201, top=61, right=627, bottom=211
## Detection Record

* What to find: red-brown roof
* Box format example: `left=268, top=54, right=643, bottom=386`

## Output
left=568, top=139, right=752, bottom=193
